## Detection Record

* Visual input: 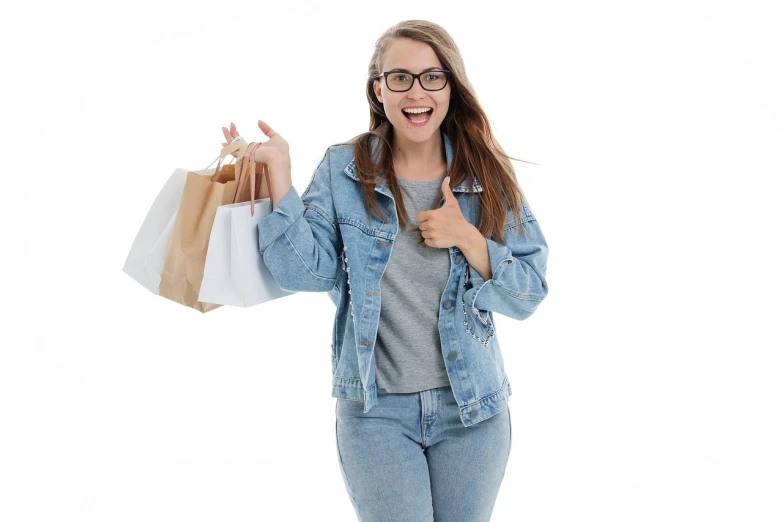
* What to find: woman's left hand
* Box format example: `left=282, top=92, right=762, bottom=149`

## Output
left=417, top=176, right=472, bottom=249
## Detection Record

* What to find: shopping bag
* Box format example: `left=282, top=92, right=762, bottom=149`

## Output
left=122, top=149, right=235, bottom=295
left=199, top=197, right=296, bottom=307
left=122, top=168, right=189, bottom=293
left=158, top=140, right=266, bottom=313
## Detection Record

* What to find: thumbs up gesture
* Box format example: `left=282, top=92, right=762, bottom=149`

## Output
left=416, top=176, right=472, bottom=250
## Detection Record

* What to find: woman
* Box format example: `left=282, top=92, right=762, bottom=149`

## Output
left=222, top=19, right=549, bottom=522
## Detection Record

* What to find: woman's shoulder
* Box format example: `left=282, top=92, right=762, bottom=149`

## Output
left=327, top=133, right=361, bottom=150
left=325, top=131, right=385, bottom=162
left=324, top=140, right=357, bottom=167
left=327, top=141, right=355, bottom=153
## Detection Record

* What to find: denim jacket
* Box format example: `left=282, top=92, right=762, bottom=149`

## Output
left=257, top=130, right=549, bottom=427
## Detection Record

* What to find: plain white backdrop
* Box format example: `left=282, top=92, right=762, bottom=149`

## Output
left=4, top=0, right=782, bottom=520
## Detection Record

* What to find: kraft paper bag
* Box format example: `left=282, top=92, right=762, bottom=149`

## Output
left=158, top=140, right=266, bottom=313
left=122, top=161, right=228, bottom=294
left=122, top=139, right=247, bottom=296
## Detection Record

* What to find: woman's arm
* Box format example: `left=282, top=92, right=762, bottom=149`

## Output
left=257, top=147, right=342, bottom=293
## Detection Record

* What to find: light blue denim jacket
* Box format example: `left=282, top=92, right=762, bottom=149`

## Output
left=257, top=130, right=549, bottom=427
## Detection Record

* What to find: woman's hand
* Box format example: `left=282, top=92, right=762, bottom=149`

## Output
left=221, top=120, right=293, bottom=207
left=222, top=120, right=291, bottom=180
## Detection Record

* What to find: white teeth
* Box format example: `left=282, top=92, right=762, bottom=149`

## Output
left=403, top=107, right=432, bottom=114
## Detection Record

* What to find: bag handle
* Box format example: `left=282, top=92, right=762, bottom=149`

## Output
left=252, top=144, right=273, bottom=215
left=207, top=136, right=246, bottom=182
left=232, top=141, right=273, bottom=216
left=201, top=138, right=241, bottom=171
left=232, top=141, right=262, bottom=205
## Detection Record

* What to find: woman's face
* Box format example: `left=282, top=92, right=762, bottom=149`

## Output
left=373, top=38, right=452, bottom=145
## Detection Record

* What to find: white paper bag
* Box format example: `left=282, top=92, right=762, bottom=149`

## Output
left=122, top=168, right=189, bottom=293
left=199, top=198, right=296, bottom=307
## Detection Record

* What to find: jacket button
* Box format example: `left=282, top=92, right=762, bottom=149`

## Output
left=455, top=255, right=463, bottom=264
left=448, top=352, right=457, bottom=361
left=470, top=409, right=478, bottom=419
left=444, top=300, right=452, bottom=309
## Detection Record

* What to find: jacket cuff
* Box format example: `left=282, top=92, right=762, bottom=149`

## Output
left=466, top=237, right=514, bottom=321
left=467, top=236, right=515, bottom=284
left=257, top=185, right=304, bottom=252
left=463, top=232, right=548, bottom=322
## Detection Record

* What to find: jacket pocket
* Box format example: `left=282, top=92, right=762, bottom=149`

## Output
left=463, top=267, right=491, bottom=325
left=469, top=306, right=495, bottom=332
left=462, top=274, right=496, bottom=341
left=473, top=307, right=493, bottom=327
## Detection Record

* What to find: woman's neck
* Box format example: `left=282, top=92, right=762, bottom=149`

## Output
left=391, top=130, right=446, bottom=179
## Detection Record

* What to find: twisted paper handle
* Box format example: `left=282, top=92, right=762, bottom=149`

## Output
left=233, top=141, right=273, bottom=216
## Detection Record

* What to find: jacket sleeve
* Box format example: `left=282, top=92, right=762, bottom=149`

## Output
left=257, top=147, right=342, bottom=292
left=462, top=199, right=549, bottom=321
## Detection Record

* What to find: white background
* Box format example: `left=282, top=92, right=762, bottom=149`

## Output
left=4, top=0, right=782, bottom=520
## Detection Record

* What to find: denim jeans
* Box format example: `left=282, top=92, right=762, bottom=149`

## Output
left=335, top=384, right=512, bottom=521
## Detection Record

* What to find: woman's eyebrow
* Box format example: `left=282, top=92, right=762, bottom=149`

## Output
left=387, top=66, right=442, bottom=72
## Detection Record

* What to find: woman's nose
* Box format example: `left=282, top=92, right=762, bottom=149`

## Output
left=407, top=81, right=427, bottom=98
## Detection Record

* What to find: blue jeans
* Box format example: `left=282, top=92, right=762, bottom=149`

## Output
left=335, top=384, right=512, bottom=522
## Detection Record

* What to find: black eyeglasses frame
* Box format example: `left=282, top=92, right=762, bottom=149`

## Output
left=376, top=69, right=453, bottom=92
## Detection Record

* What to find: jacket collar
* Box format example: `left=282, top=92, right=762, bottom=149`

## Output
left=343, top=129, right=483, bottom=194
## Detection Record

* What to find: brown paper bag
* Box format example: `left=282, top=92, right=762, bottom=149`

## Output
left=159, top=141, right=265, bottom=313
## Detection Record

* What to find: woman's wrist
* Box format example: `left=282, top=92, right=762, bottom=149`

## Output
left=270, top=177, right=293, bottom=208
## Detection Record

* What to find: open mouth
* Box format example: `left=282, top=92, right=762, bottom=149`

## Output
left=402, top=108, right=433, bottom=125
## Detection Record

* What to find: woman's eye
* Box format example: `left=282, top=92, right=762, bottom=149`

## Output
left=393, top=75, right=410, bottom=82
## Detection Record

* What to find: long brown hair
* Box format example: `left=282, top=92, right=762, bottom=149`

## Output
left=347, top=19, right=536, bottom=247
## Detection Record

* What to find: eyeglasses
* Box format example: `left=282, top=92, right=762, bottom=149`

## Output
left=377, top=69, right=452, bottom=92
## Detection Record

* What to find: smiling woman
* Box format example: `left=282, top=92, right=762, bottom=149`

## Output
left=323, top=19, right=548, bottom=522
left=239, top=17, right=549, bottom=522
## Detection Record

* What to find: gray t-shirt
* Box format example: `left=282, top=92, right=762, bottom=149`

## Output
left=374, top=176, right=452, bottom=393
